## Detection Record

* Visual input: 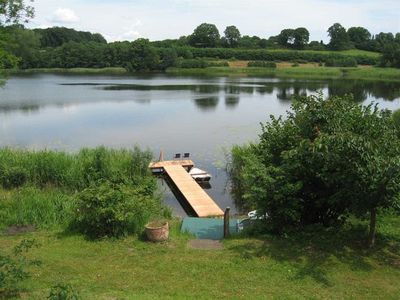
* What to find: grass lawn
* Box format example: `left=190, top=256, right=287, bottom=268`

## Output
left=1, top=214, right=399, bottom=299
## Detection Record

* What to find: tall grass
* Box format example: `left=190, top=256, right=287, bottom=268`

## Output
left=0, top=187, right=75, bottom=229
left=0, top=146, right=153, bottom=190
left=0, top=147, right=160, bottom=231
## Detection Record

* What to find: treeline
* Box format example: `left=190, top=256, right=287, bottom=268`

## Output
left=33, top=27, right=107, bottom=48
left=0, top=24, right=399, bottom=70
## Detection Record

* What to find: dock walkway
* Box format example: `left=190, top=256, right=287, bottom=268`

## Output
left=149, top=160, right=224, bottom=217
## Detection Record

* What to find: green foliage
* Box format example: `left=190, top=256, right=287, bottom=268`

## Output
left=0, top=47, right=19, bottom=68
left=74, top=181, right=167, bottom=239
left=207, top=60, right=229, bottom=67
left=0, top=187, right=75, bottom=229
left=125, top=39, right=160, bottom=72
left=247, top=61, right=277, bottom=68
left=0, top=26, right=41, bottom=68
left=325, top=57, right=358, bottom=67
left=34, top=27, right=106, bottom=48
left=380, top=43, right=400, bottom=68
left=159, top=47, right=178, bottom=70
left=328, top=23, right=352, bottom=51
left=0, top=147, right=160, bottom=231
left=0, top=166, right=27, bottom=188
left=0, top=239, right=38, bottom=297
left=348, top=27, right=371, bottom=50
left=48, top=283, right=80, bottom=300
left=231, top=94, right=400, bottom=235
left=172, top=47, right=379, bottom=65
left=223, top=25, right=241, bottom=48
left=189, top=23, right=220, bottom=48
left=0, top=147, right=154, bottom=190
left=0, top=0, right=34, bottom=25
left=278, top=27, right=310, bottom=49
left=392, top=109, right=400, bottom=128
left=178, top=58, right=208, bottom=68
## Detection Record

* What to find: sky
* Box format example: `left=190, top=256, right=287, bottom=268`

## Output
left=27, top=0, right=400, bottom=43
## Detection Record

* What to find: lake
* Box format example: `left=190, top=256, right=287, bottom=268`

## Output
left=1, top=73, right=400, bottom=216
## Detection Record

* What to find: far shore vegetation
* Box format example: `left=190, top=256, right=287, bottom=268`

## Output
left=5, top=63, right=400, bottom=82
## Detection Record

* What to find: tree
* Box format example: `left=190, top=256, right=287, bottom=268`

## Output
left=277, top=29, right=295, bottom=47
left=0, top=26, right=40, bottom=68
left=381, top=43, right=400, bottom=68
left=293, top=27, right=309, bottom=49
left=189, top=23, right=220, bottom=48
left=327, top=23, right=352, bottom=50
left=238, top=35, right=262, bottom=48
left=231, top=94, right=400, bottom=247
left=347, top=27, right=371, bottom=49
left=0, top=0, right=34, bottom=25
left=126, top=38, right=159, bottom=71
left=223, top=25, right=241, bottom=48
left=159, top=47, right=178, bottom=70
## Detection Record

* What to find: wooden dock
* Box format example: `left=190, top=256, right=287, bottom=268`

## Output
left=149, top=160, right=224, bottom=218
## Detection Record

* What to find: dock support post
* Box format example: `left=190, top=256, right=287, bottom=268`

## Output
left=224, top=207, right=230, bottom=238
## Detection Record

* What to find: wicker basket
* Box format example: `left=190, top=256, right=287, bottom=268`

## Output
left=145, top=221, right=169, bottom=242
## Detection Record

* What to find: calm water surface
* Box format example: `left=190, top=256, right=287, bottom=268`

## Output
left=1, top=74, right=400, bottom=215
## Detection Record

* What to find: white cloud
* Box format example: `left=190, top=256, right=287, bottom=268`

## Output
left=50, top=8, right=79, bottom=24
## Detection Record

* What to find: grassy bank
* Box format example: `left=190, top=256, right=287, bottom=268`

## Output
left=0, top=147, right=163, bottom=232
left=0, top=214, right=399, bottom=299
left=4, top=67, right=128, bottom=75
left=167, top=66, right=400, bottom=81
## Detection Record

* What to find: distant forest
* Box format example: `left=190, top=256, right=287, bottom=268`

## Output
left=0, top=23, right=399, bottom=70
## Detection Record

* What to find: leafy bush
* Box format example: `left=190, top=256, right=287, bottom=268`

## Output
left=230, top=94, right=400, bottom=247
left=325, top=57, right=358, bottom=67
left=178, top=58, right=209, bottom=68
left=74, top=181, right=167, bottom=238
left=48, top=283, right=80, bottom=300
left=172, top=47, right=379, bottom=65
left=247, top=61, right=277, bottom=68
left=207, top=61, right=229, bottom=67
left=0, top=239, right=39, bottom=297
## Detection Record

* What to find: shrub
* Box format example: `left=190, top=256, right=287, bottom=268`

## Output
left=178, top=58, right=208, bottom=68
left=74, top=181, right=166, bottom=238
left=207, top=61, right=229, bottom=67
left=48, top=283, right=80, bottom=300
left=230, top=94, right=400, bottom=247
left=247, top=61, right=277, bottom=68
left=325, top=57, right=358, bottom=67
left=291, top=63, right=299, bottom=67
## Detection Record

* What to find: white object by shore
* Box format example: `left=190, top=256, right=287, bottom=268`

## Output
left=189, top=167, right=212, bottom=182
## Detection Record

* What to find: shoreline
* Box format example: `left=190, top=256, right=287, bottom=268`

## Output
left=2, top=65, right=400, bottom=82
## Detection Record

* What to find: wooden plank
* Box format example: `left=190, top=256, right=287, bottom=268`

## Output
left=163, top=164, right=224, bottom=217
left=149, top=160, right=194, bottom=170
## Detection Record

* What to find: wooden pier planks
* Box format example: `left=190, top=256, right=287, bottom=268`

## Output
left=162, top=164, right=224, bottom=217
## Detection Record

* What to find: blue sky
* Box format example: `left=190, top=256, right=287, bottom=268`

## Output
left=28, top=0, right=400, bottom=42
